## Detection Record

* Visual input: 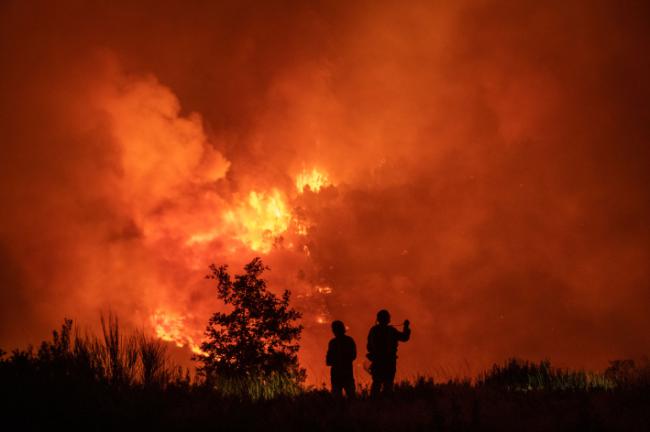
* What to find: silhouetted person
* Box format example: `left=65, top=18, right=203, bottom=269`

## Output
left=326, top=320, right=357, bottom=397
left=367, top=309, right=410, bottom=396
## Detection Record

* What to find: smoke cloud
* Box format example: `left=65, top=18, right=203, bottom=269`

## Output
left=1, top=0, right=649, bottom=383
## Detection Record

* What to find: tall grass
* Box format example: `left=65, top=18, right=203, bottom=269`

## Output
left=207, top=371, right=304, bottom=400
left=478, top=358, right=618, bottom=391
left=1, top=315, right=188, bottom=389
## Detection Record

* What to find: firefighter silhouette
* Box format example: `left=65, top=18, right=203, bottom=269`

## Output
left=326, top=320, right=357, bottom=397
left=366, top=309, right=410, bottom=396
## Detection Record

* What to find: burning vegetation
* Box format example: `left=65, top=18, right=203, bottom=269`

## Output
left=1, top=0, right=649, bottom=388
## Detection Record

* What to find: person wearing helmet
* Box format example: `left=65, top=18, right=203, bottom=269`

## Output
left=326, top=320, right=357, bottom=397
left=366, top=309, right=410, bottom=396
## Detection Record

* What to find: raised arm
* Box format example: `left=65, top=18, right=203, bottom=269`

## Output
left=396, top=320, right=411, bottom=342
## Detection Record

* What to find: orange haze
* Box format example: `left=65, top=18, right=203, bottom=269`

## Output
left=1, top=0, right=649, bottom=384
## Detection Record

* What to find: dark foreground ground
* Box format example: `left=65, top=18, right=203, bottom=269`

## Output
left=3, top=379, right=650, bottom=431
left=2, top=319, right=649, bottom=431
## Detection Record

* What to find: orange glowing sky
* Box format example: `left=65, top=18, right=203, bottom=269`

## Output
left=1, top=0, right=649, bottom=383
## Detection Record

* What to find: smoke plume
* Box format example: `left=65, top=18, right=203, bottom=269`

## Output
left=1, top=0, right=649, bottom=383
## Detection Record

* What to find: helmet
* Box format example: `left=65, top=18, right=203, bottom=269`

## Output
left=376, top=309, right=390, bottom=325
left=331, top=320, right=346, bottom=336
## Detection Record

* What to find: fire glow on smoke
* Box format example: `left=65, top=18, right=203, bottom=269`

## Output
left=152, top=168, right=332, bottom=354
left=2, top=1, right=649, bottom=384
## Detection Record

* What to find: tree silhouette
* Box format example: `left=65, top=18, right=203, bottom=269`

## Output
left=195, top=257, right=305, bottom=385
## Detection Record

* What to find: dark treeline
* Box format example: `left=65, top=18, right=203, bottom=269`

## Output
left=1, top=317, right=649, bottom=431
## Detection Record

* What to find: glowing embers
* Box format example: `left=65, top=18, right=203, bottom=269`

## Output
left=296, top=168, right=330, bottom=193
left=224, top=189, right=291, bottom=253
left=151, top=309, right=204, bottom=355
left=316, top=285, right=332, bottom=294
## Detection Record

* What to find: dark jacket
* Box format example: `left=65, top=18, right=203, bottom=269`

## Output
left=326, top=335, right=357, bottom=379
left=366, top=324, right=410, bottom=363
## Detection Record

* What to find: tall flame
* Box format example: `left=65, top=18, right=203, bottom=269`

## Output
left=224, top=189, right=292, bottom=252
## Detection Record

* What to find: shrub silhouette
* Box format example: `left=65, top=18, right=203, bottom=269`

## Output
left=0, top=315, right=188, bottom=390
left=195, top=257, right=305, bottom=394
left=477, top=358, right=618, bottom=391
left=605, top=358, right=650, bottom=388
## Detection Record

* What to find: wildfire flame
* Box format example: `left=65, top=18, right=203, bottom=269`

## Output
left=150, top=169, right=333, bottom=355
left=296, top=168, right=330, bottom=193
left=151, top=309, right=205, bottom=355
left=223, top=189, right=292, bottom=252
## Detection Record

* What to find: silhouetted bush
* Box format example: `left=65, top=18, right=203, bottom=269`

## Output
left=195, top=257, right=305, bottom=397
left=0, top=315, right=188, bottom=391
left=605, top=357, right=650, bottom=388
